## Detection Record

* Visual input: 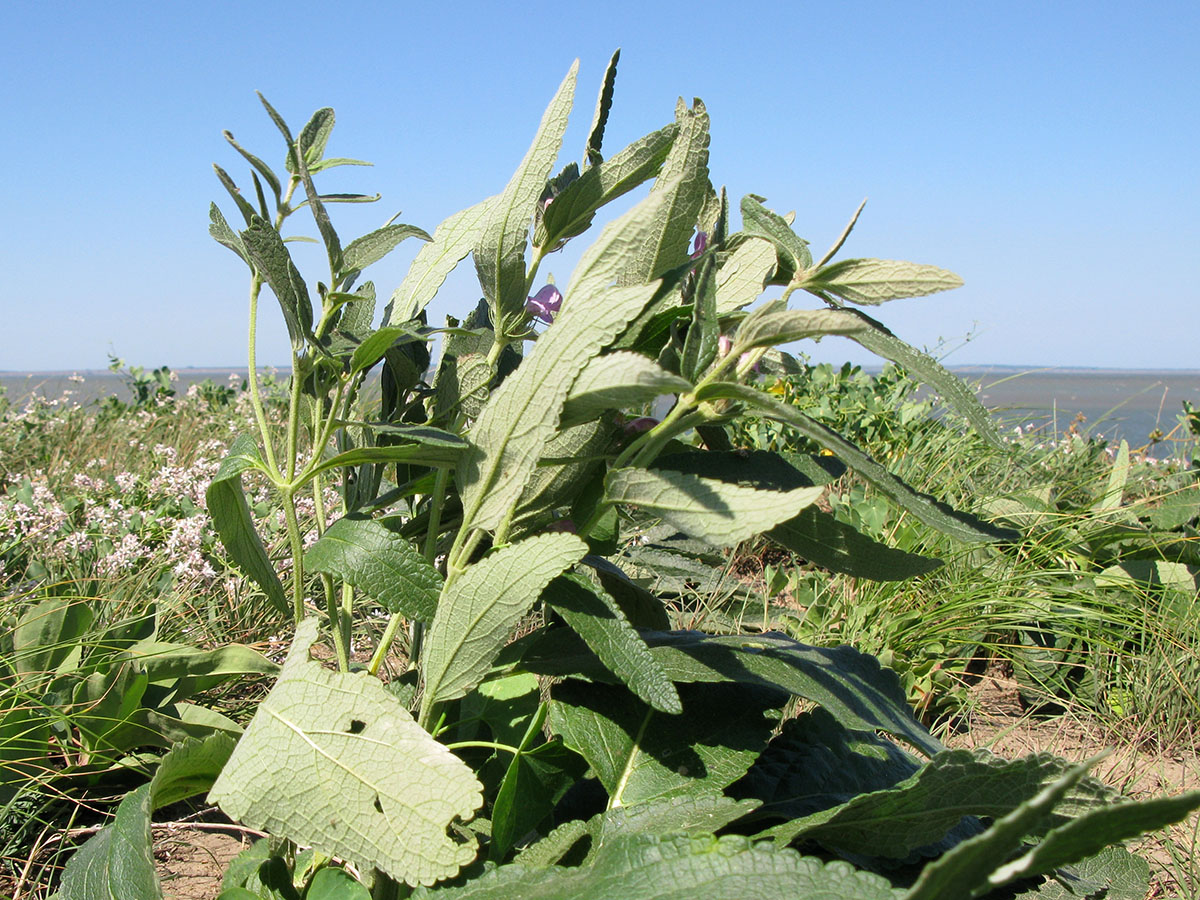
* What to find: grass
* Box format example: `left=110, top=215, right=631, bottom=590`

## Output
left=2, top=364, right=1198, bottom=898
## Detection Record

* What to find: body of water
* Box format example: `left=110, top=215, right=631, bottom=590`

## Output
left=4, top=365, right=1199, bottom=458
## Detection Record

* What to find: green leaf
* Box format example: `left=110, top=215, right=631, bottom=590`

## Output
left=544, top=573, right=680, bottom=714
left=458, top=252, right=665, bottom=533
left=57, top=784, right=160, bottom=900
left=341, top=224, right=431, bottom=280
left=767, top=506, right=943, bottom=581
left=210, top=203, right=251, bottom=267
left=1093, top=439, right=1130, bottom=513
left=539, top=123, right=678, bottom=248
left=240, top=216, right=314, bottom=350
left=129, top=641, right=279, bottom=683
left=13, top=598, right=94, bottom=680
left=349, top=325, right=422, bottom=376
left=549, top=681, right=782, bottom=807
left=681, top=255, right=719, bottom=381
left=474, top=61, right=578, bottom=330
left=223, top=129, right=282, bottom=208
left=809, top=257, right=963, bottom=305
left=584, top=49, right=620, bottom=167
left=740, top=195, right=812, bottom=278
left=561, top=353, right=690, bottom=427
left=305, top=867, right=371, bottom=900
left=604, top=467, right=823, bottom=548
left=638, top=631, right=941, bottom=757
left=209, top=619, right=483, bottom=888
left=758, top=748, right=1122, bottom=856
left=205, top=434, right=289, bottom=616
left=695, top=382, right=1017, bottom=544
left=491, top=737, right=587, bottom=861
left=617, top=100, right=710, bottom=285
left=309, top=438, right=467, bottom=479
left=988, top=788, right=1200, bottom=890
left=714, top=236, right=775, bottom=313
left=214, top=164, right=258, bottom=226
left=305, top=514, right=442, bottom=622
left=902, top=759, right=1093, bottom=900
left=385, top=197, right=495, bottom=324
left=416, top=833, right=898, bottom=900
left=149, top=732, right=238, bottom=810
left=513, top=419, right=612, bottom=528
left=732, top=302, right=868, bottom=352
left=420, top=533, right=587, bottom=715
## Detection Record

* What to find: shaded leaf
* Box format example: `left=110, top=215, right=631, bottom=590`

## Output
left=768, top=506, right=943, bottom=581
left=560, top=352, right=690, bottom=427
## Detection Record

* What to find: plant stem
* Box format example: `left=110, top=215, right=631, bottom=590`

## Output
left=281, top=492, right=306, bottom=624
left=245, top=276, right=280, bottom=477
left=367, top=611, right=405, bottom=676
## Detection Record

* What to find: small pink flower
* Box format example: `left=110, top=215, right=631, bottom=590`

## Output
left=526, top=284, right=564, bottom=324
left=690, top=231, right=708, bottom=259
left=545, top=519, right=577, bottom=534
left=621, top=416, right=658, bottom=435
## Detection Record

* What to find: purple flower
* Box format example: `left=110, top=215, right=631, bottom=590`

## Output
left=526, top=284, right=563, bottom=324
left=689, top=231, right=708, bottom=259
left=620, top=416, right=658, bottom=435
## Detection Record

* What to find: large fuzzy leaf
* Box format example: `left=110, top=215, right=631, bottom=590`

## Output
left=420, top=533, right=587, bottom=715
left=740, top=195, right=812, bottom=279
left=205, top=435, right=289, bottom=615
left=457, top=188, right=675, bottom=535
left=474, top=61, right=578, bottom=330
left=732, top=302, right=868, bottom=352
left=604, top=467, right=823, bottom=548
left=305, top=514, right=442, bottom=621
left=386, top=197, right=496, bottom=324
left=413, top=832, right=899, bottom=899
left=210, top=619, right=483, bottom=887
left=616, top=100, right=710, bottom=284
left=540, top=123, right=678, bottom=247
left=714, top=236, right=776, bottom=313
left=696, top=382, right=1017, bottom=544
left=240, top=216, right=313, bottom=349
left=543, top=573, right=680, bottom=714
left=560, top=351, right=690, bottom=427
left=341, top=223, right=430, bottom=280
left=809, top=257, right=963, bottom=305
left=549, top=680, right=782, bottom=807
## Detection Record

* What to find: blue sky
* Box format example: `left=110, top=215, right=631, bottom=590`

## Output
left=4, top=1, right=1198, bottom=372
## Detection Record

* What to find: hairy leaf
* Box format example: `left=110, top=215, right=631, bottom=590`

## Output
left=810, top=258, right=963, bottom=305
left=386, top=197, right=496, bottom=324
left=475, top=61, right=578, bottom=330
left=740, top=195, right=812, bottom=278
left=57, top=783, right=160, bottom=900
left=210, top=619, right=483, bottom=887
left=714, top=236, right=776, bottom=313
left=733, top=303, right=868, bottom=352
left=584, top=49, right=620, bottom=166
left=544, top=573, right=680, bottom=714
left=414, top=832, right=899, bottom=899
left=421, top=533, right=587, bottom=714
left=604, top=467, right=823, bottom=548
left=305, top=515, right=442, bottom=621
left=240, top=216, right=314, bottom=350
left=768, top=507, right=943, bottom=581
left=341, top=223, right=430, bottom=280
left=560, top=352, right=690, bottom=427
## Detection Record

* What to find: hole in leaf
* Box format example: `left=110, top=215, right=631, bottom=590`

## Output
left=374, top=795, right=383, bottom=813
left=348, top=719, right=366, bottom=734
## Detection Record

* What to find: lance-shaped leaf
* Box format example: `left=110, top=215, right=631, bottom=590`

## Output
left=305, top=514, right=441, bottom=622
left=386, top=197, right=495, bottom=325
left=681, top=255, right=719, bottom=381
left=808, top=257, right=963, bottom=305
left=12, top=598, right=94, bottom=680
left=604, top=467, right=823, bottom=548
left=349, top=325, right=426, bottom=376
left=421, top=533, right=587, bottom=716
left=695, top=382, right=1017, bottom=544
left=458, top=188, right=673, bottom=534
left=308, top=431, right=468, bottom=478
left=513, top=419, right=612, bottom=527
left=490, top=737, right=587, bottom=861
left=758, top=747, right=1122, bottom=856
left=583, top=49, right=620, bottom=167
left=732, top=302, right=868, bottom=352
left=209, top=203, right=251, bottom=267
left=549, top=680, right=783, bottom=807
left=210, top=619, right=483, bottom=887
left=714, top=236, right=775, bottom=313
left=206, top=434, right=289, bottom=616
left=740, top=195, right=812, bottom=279
left=127, top=641, right=279, bottom=683
left=223, top=129, right=282, bottom=207
left=415, top=832, right=898, bottom=900
left=842, top=308, right=1003, bottom=447
left=560, top=352, right=690, bottom=427
left=474, top=61, right=578, bottom=329
left=768, top=506, right=942, bottom=581
left=341, top=223, right=431, bottom=282
left=240, top=216, right=314, bottom=349
left=617, top=100, right=710, bottom=285
left=539, top=123, right=679, bottom=247
left=543, top=573, right=680, bottom=714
